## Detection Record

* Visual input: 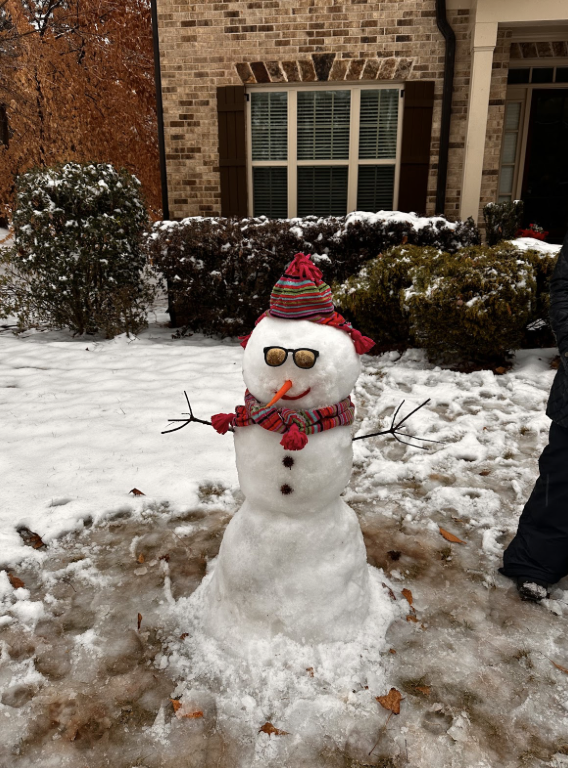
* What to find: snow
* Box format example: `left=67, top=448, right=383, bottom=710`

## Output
left=507, top=237, right=562, bottom=256
left=1, top=312, right=568, bottom=766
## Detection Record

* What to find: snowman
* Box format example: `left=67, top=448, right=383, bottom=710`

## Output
left=193, top=253, right=380, bottom=646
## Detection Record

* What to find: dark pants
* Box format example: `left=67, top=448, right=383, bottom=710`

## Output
left=502, top=421, right=568, bottom=584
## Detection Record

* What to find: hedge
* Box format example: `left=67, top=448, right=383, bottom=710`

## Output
left=148, top=211, right=480, bottom=337
left=335, top=242, right=559, bottom=365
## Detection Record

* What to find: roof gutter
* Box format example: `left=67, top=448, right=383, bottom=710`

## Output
left=150, top=0, right=169, bottom=220
left=435, top=0, right=456, bottom=216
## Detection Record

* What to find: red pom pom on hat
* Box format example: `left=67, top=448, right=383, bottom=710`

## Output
left=285, top=253, right=323, bottom=285
left=280, top=423, right=309, bottom=451
left=211, top=412, right=235, bottom=434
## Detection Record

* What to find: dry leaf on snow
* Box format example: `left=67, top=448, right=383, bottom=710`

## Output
left=130, top=488, right=145, bottom=496
left=415, top=685, right=431, bottom=696
left=137, top=613, right=142, bottom=631
left=552, top=661, right=568, bottom=674
left=171, top=699, right=204, bottom=719
left=8, top=573, right=25, bottom=589
left=259, top=722, right=289, bottom=736
left=376, top=688, right=402, bottom=715
left=137, top=553, right=145, bottom=563
left=406, top=614, right=419, bottom=623
left=402, top=588, right=413, bottom=606
left=439, top=527, right=466, bottom=544
left=306, top=667, right=314, bottom=677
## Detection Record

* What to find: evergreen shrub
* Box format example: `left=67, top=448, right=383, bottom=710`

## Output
left=0, top=163, right=155, bottom=336
left=148, top=212, right=480, bottom=336
left=483, top=200, right=524, bottom=246
left=334, top=243, right=558, bottom=365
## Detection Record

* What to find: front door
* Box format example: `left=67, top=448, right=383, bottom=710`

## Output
left=522, top=88, right=568, bottom=243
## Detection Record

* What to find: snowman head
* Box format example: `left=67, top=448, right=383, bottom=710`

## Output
left=243, top=316, right=361, bottom=410
left=241, top=254, right=374, bottom=410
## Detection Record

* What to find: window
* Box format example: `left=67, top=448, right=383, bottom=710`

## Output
left=498, top=101, right=523, bottom=203
left=247, top=85, right=402, bottom=218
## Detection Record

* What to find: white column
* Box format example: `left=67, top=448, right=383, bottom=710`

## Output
left=459, top=20, right=498, bottom=222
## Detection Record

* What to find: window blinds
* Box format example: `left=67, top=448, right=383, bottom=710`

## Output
left=297, top=166, right=348, bottom=217
left=359, top=89, right=398, bottom=160
left=253, top=167, right=288, bottom=218
left=251, top=92, right=288, bottom=161
left=357, top=165, right=395, bottom=212
left=297, top=91, right=351, bottom=160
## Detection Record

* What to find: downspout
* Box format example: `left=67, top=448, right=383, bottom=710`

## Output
left=150, top=0, right=177, bottom=325
left=150, top=0, right=169, bottom=221
left=435, top=0, right=456, bottom=216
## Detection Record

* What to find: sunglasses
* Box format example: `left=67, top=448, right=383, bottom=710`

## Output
left=263, top=346, right=320, bottom=369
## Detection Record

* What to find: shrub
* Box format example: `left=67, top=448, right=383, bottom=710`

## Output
left=333, top=245, right=438, bottom=352
left=0, top=163, right=155, bottom=336
left=148, top=211, right=480, bottom=336
left=335, top=242, right=557, bottom=365
left=405, top=244, right=536, bottom=364
left=483, top=200, right=524, bottom=246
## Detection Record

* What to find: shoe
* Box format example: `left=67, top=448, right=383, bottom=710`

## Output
left=516, top=577, right=549, bottom=603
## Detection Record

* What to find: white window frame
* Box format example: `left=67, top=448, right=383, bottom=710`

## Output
left=245, top=82, right=404, bottom=218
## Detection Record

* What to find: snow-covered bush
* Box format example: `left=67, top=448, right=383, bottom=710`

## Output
left=0, top=163, right=155, bottom=336
left=148, top=212, right=480, bottom=336
left=335, top=243, right=557, bottom=364
left=483, top=200, right=523, bottom=246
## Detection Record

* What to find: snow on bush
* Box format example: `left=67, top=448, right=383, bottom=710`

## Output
left=335, top=243, right=559, bottom=364
left=148, top=211, right=480, bottom=337
left=0, top=163, right=156, bottom=337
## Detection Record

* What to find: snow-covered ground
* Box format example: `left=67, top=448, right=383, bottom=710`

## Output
left=2, top=303, right=568, bottom=766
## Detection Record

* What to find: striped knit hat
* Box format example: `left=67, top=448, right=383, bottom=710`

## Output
left=239, top=253, right=375, bottom=355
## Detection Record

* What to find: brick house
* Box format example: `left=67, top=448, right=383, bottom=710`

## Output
left=154, top=0, right=568, bottom=241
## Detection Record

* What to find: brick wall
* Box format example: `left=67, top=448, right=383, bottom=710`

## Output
left=156, top=0, right=511, bottom=224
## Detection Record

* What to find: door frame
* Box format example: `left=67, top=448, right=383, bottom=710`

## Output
left=500, top=59, right=568, bottom=202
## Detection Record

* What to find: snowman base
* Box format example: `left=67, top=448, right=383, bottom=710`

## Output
left=202, top=495, right=371, bottom=648
left=169, top=564, right=403, bottom=768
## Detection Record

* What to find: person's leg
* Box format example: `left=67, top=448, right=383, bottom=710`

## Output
left=501, top=421, right=568, bottom=585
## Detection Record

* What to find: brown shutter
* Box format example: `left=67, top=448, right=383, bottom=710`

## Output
left=217, top=85, right=248, bottom=217
left=398, top=81, right=435, bottom=215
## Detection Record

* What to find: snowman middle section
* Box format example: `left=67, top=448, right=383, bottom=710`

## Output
left=205, top=428, right=371, bottom=646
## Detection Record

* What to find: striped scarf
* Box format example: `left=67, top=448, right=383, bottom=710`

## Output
left=232, top=390, right=355, bottom=449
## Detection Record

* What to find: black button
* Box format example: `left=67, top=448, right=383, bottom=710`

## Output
left=282, top=456, right=294, bottom=469
left=280, top=484, right=293, bottom=495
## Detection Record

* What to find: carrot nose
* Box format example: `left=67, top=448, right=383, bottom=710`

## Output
left=265, top=380, right=293, bottom=407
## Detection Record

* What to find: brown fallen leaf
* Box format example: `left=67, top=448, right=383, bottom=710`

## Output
left=389, top=648, right=397, bottom=655
left=8, top=573, right=25, bottom=589
left=479, top=469, right=491, bottom=476
left=181, top=710, right=203, bottom=720
left=171, top=699, right=182, bottom=712
left=137, top=553, right=145, bottom=563
left=406, top=614, right=419, bottom=623
left=439, top=527, right=466, bottom=544
left=376, top=688, right=402, bottom=715
left=494, top=366, right=507, bottom=375
left=137, top=613, right=142, bottom=631
left=552, top=661, right=568, bottom=674
left=401, top=588, right=413, bottom=606
left=381, top=582, right=396, bottom=601
left=306, top=667, right=314, bottom=677
left=130, top=488, right=145, bottom=496
left=259, top=722, right=289, bottom=736
left=415, top=685, right=431, bottom=696
left=180, top=633, right=189, bottom=640
left=18, top=527, right=45, bottom=549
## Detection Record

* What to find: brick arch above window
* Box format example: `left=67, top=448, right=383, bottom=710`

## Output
left=235, top=54, right=414, bottom=85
